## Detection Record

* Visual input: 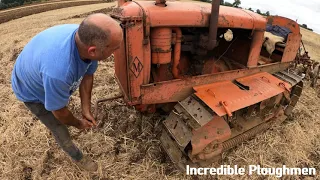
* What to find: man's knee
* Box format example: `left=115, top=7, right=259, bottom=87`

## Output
left=25, top=102, right=65, bottom=131
left=24, top=102, right=49, bottom=117
left=59, top=138, right=75, bottom=149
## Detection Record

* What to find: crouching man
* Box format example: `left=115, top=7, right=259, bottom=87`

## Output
left=11, top=13, right=123, bottom=172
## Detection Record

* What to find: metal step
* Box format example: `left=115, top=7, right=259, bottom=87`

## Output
left=274, top=70, right=303, bottom=86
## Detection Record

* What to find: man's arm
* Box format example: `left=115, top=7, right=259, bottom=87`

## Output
left=42, top=73, right=94, bottom=129
left=79, top=74, right=97, bottom=125
left=52, top=107, right=93, bottom=129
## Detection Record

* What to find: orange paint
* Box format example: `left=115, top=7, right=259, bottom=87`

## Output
left=111, top=1, right=267, bottom=30
left=282, top=33, right=301, bottom=63
left=193, top=72, right=292, bottom=117
left=247, top=30, right=265, bottom=67
left=172, top=27, right=182, bottom=79
left=151, top=28, right=172, bottom=64
left=109, top=1, right=304, bottom=168
left=111, top=0, right=301, bottom=108
left=126, top=22, right=145, bottom=101
left=267, top=16, right=300, bottom=34
left=191, top=116, right=231, bottom=156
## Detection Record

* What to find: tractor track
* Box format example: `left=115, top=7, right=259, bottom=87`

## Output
left=160, top=70, right=304, bottom=171
left=0, top=0, right=110, bottom=24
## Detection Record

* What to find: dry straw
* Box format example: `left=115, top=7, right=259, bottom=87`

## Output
left=0, top=3, right=319, bottom=180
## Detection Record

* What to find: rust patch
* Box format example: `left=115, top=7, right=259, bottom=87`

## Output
left=200, top=6, right=205, bottom=25
left=140, top=62, right=291, bottom=105
left=288, top=21, right=296, bottom=28
left=152, top=48, right=171, bottom=53
left=191, top=116, right=231, bottom=156
left=111, top=7, right=124, bottom=17
left=219, top=15, right=230, bottom=27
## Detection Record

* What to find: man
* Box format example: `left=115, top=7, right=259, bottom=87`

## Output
left=11, top=13, right=123, bottom=172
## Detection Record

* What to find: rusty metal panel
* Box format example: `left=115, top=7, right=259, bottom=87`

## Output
left=143, top=31, right=151, bottom=84
left=282, top=33, right=301, bottom=63
left=140, top=62, right=291, bottom=104
left=136, top=1, right=267, bottom=30
left=193, top=72, right=291, bottom=117
left=191, top=116, right=231, bottom=155
left=126, top=23, right=145, bottom=101
left=114, top=35, right=129, bottom=100
left=267, top=16, right=300, bottom=34
left=247, top=30, right=265, bottom=67
left=111, top=3, right=143, bottom=18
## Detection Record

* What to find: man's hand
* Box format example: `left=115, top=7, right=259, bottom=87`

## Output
left=52, top=106, right=96, bottom=130
left=76, top=118, right=95, bottom=130
left=52, top=107, right=86, bottom=128
left=82, top=111, right=97, bottom=127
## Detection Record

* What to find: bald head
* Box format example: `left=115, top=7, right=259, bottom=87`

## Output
left=77, top=13, right=123, bottom=50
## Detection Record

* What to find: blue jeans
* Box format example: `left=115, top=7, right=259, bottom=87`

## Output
left=24, top=102, right=83, bottom=161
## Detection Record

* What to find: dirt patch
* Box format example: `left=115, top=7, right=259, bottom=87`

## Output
left=0, top=2, right=319, bottom=180
left=39, top=150, right=55, bottom=177
left=10, top=47, right=23, bottom=62
left=22, top=166, right=33, bottom=180
left=300, top=28, right=320, bottom=61
left=0, top=0, right=108, bottom=24
left=65, top=6, right=115, bottom=19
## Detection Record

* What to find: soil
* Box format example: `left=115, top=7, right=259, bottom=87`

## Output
left=0, top=2, right=319, bottom=180
left=0, top=0, right=109, bottom=24
left=300, top=28, right=320, bottom=61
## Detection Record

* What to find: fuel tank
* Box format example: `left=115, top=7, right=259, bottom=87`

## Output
left=111, top=1, right=267, bottom=30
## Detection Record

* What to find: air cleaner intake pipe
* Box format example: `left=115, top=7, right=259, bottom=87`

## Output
left=207, top=0, right=220, bottom=50
left=118, top=0, right=125, bottom=7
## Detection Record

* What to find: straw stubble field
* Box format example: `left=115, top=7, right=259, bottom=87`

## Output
left=0, top=2, right=319, bottom=180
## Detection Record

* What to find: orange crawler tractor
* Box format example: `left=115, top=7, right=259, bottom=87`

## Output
left=104, top=0, right=304, bottom=170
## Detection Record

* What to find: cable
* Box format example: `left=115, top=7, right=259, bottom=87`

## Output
left=213, top=36, right=239, bottom=66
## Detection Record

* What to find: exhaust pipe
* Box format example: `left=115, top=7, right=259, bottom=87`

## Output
left=207, top=0, right=220, bottom=50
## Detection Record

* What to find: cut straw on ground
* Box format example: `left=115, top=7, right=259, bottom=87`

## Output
left=0, top=2, right=319, bottom=180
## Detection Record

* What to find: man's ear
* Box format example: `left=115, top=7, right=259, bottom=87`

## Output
left=87, top=46, right=96, bottom=57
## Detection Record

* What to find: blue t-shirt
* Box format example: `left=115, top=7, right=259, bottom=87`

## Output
left=11, top=24, right=98, bottom=111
